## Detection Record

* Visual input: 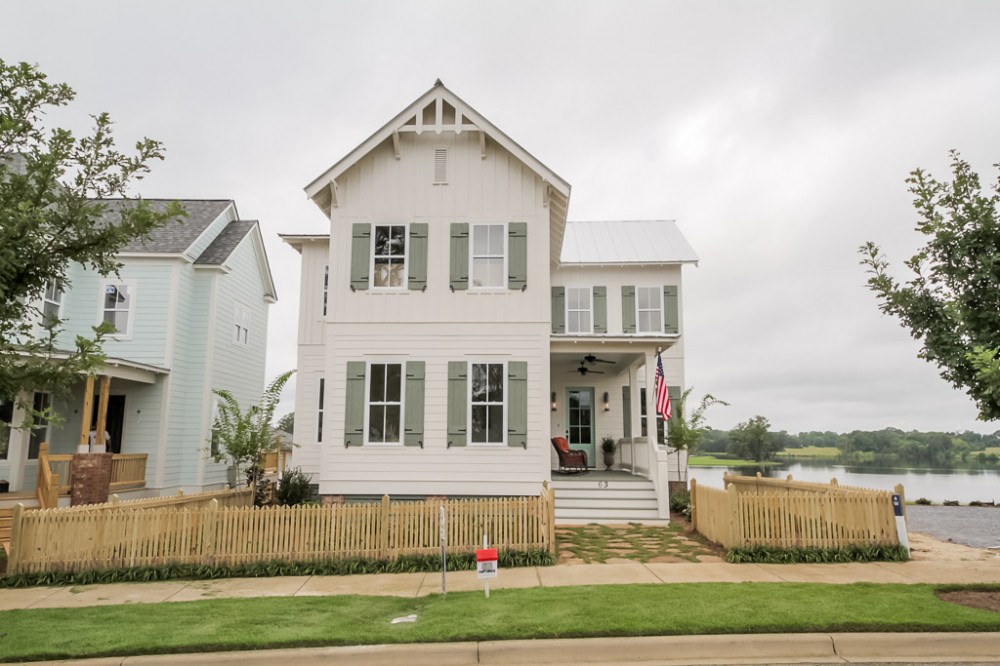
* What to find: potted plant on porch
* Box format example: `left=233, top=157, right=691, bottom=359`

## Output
left=601, top=436, right=617, bottom=470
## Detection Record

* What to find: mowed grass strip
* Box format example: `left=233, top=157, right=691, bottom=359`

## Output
left=688, top=455, right=779, bottom=466
left=778, top=446, right=841, bottom=458
left=2, top=583, right=999, bottom=662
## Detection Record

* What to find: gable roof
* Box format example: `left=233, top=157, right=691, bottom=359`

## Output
left=194, top=220, right=256, bottom=265
left=303, top=81, right=572, bottom=261
left=99, top=199, right=235, bottom=255
left=559, top=220, right=699, bottom=266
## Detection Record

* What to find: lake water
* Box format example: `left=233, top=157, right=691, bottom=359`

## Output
left=688, top=461, right=1000, bottom=504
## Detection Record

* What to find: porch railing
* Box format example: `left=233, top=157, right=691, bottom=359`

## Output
left=110, top=454, right=148, bottom=491
left=618, top=437, right=651, bottom=476
left=34, top=443, right=148, bottom=505
left=35, top=444, right=61, bottom=509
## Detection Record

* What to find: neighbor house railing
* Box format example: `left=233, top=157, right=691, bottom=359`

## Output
left=33, top=443, right=149, bottom=505
left=690, top=475, right=903, bottom=550
left=7, top=485, right=556, bottom=574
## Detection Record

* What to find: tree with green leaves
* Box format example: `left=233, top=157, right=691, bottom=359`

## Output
left=860, top=151, right=1000, bottom=421
left=274, top=411, right=294, bottom=434
left=212, top=370, right=294, bottom=500
left=666, top=388, right=727, bottom=482
left=728, top=415, right=780, bottom=462
left=0, top=58, right=183, bottom=413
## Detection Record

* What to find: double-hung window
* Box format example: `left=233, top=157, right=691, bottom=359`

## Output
left=372, top=225, right=407, bottom=288
left=42, top=281, right=63, bottom=326
left=367, top=363, right=402, bottom=443
left=566, top=287, right=592, bottom=334
left=637, top=287, right=663, bottom=333
left=470, top=362, right=504, bottom=444
left=103, top=282, right=134, bottom=337
left=322, top=265, right=329, bottom=316
left=471, top=224, right=506, bottom=288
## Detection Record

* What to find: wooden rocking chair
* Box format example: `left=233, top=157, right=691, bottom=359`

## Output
left=551, top=436, right=589, bottom=474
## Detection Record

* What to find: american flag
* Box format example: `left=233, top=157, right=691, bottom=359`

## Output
left=655, top=352, right=672, bottom=419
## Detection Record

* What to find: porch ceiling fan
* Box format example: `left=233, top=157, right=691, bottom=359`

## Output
left=571, top=363, right=604, bottom=375
left=583, top=354, right=615, bottom=365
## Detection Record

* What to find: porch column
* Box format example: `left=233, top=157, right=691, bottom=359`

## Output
left=644, top=351, right=658, bottom=444
left=94, top=375, right=111, bottom=453
left=7, top=392, right=30, bottom=492
left=77, top=374, right=94, bottom=453
left=628, top=363, right=642, bottom=443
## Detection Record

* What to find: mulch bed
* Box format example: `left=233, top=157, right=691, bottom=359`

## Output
left=936, top=590, right=1000, bottom=613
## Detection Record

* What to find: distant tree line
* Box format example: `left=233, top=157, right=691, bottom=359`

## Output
left=696, top=427, right=1000, bottom=469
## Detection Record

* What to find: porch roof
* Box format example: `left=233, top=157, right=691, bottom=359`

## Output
left=559, top=220, right=699, bottom=266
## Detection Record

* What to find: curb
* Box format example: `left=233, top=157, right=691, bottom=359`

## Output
left=11, top=632, right=1000, bottom=665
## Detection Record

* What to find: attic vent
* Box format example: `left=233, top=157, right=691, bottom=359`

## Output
left=433, top=148, right=448, bottom=184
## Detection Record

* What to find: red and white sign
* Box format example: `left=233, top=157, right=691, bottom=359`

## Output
left=476, top=547, right=498, bottom=579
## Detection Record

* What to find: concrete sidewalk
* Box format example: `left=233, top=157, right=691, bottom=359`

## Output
left=3, top=559, right=1000, bottom=610
left=8, top=632, right=1000, bottom=665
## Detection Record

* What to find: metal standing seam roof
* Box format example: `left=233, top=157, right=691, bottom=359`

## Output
left=559, top=220, right=699, bottom=265
left=194, top=220, right=257, bottom=265
left=98, top=199, right=234, bottom=254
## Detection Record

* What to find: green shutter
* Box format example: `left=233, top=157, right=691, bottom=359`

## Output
left=408, top=223, right=428, bottom=291
left=447, top=361, right=467, bottom=447
left=665, top=385, right=681, bottom=444
left=621, top=286, right=636, bottom=334
left=344, top=361, right=366, bottom=446
left=449, top=223, right=469, bottom=290
left=404, top=361, right=425, bottom=447
left=621, top=385, right=632, bottom=438
left=593, top=286, right=607, bottom=334
left=663, top=285, right=679, bottom=334
left=508, top=222, right=527, bottom=290
left=350, top=224, right=370, bottom=291
left=551, top=286, right=565, bottom=334
left=507, top=361, right=528, bottom=448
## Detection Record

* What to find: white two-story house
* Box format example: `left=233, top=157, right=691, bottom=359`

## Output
left=283, top=82, right=696, bottom=522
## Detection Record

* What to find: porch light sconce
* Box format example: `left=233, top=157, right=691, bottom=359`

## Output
left=551, top=392, right=557, bottom=411
left=603, top=391, right=610, bottom=412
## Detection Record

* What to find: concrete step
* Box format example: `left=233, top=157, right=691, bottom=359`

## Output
left=555, top=506, right=663, bottom=523
left=552, top=478, right=653, bottom=491
left=557, top=497, right=658, bottom=510
left=555, top=488, right=657, bottom=501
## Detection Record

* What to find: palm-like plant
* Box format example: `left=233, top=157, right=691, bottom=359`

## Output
left=668, top=388, right=728, bottom=483
left=212, top=370, right=294, bottom=491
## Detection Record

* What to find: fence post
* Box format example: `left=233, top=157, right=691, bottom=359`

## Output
left=547, top=484, right=557, bottom=556
left=727, top=483, right=741, bottom=548
left=689, top=478, right=698, bottom=532
left=202, top=499, right=218, bottom=565
left=894, top=483, right=907, bottom=526
left=379, top=494, right=391, bottom=559
left=829, top=478, right=838, bottom=488
left=8, top=504, right=24, bottom=574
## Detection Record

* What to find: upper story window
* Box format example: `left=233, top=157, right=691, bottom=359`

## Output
left=566, top=287, right=592, bottom=334
left=471, top=224, right=506, bottom=289
left=367, top=363, right=402, bottom=444
left=433, top=148, right=448, bottom=184
left=42, top=281, right=63, bottom=326
left=470, top=361, right=505, bottom=444
left=372, top=225, right=407, bottom=288
left=103, top=282, right=134, bottom=337
left=233, top=304, right=250, bottom=345
left=637, top=287, right=663, bottom=333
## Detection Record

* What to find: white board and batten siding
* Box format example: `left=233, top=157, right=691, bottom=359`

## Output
left=317, top=129, right=553, bottom=497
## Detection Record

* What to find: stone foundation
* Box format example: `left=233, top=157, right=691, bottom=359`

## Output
left=70, top=453, right=113, bottom=506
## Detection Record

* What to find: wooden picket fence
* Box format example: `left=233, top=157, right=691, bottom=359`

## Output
left=7, top=485, right=556, bottom=574
left=690, top=475, right=902, bottom=550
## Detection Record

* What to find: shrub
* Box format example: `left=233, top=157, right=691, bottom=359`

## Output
left=276, top=467, right=313, bottom=506
left=914, top=497, right=932, bottom=505
left=725, top=544, right=909, bottom=564
left=669, top=489, right=692, bottom=519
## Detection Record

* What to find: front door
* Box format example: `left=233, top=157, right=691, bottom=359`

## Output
left=566, top=388, right=595, bottom=467
left=91, top=395, right=126, bottom=454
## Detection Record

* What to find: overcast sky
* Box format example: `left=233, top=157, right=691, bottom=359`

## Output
left=6, top=0, right=1000, bottom=435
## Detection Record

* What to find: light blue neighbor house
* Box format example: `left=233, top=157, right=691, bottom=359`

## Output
left=0, top=199, right=276, bottom=501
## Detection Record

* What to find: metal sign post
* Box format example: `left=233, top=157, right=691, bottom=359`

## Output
left=440, top=505, right=447, bottom=596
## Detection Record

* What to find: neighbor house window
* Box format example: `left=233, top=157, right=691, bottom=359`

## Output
left=317, top=378, right=324, bottom=443
left=372, top=225, right=407, bottom=288
left=28, top=392, right=50, bottom=459
left=367, top=363, right=402, bottom=443
left=0, top=395, right=13, bottom=460
left=637, top=287, right=663, bottom=333
left=470, top=362, right=504, bottom=444
left=103, top=282, right=134, bottom=336
left=639, top=387, right=665, bottom=445
left=471, top=224, right=505, bottom=288
left=322, top=265, right=329, bottom=316
left=42, top=280, right=63, bottom=326
left=233, top=305, right=250, bottom=345
left=566, top=287, right=592, bottom=334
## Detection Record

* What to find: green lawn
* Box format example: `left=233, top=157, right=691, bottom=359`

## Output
left=688, top=455, right=779, bottom=466
left=1, top=583, right=998, bottom=662
left=778, top=446, right=840, bottom=458
left=985, top=447, right=1000, bottom=456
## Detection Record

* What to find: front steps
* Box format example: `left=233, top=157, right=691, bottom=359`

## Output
left=552, top=472, right=667, bottom=525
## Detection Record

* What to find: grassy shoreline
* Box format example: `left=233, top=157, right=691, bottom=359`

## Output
left=1, top=583, right=998, bottom=662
